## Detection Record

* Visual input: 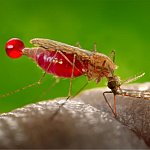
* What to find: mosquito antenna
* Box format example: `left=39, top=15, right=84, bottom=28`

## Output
left=121, top=72, right=145, bottom=85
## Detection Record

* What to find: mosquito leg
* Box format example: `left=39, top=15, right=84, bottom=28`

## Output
left=33, top=78, right=60, bottom=102
left=72, top=81, right=89, bottom=98
left=68, top=79, right=73, bottom=97
left=49, top=82, right=89, bottom=122
left=76, top=42, right=81, bottom=48
left=58, top=50, right=88, bottom=78
left=50, top=54, right=76, bottom=121
left=37, top=51, right=59, bottom=84
left=0, top=82, right=39, bottom=99
left=93, top=42, right=97, bottom=52
left=58, top=51, right=82, bottom=74
left=49, top=51, right=89, bottom=121
left=68, top=54, right=76, bottom=97
left=0, top=51, right=59, bottom=99
left=113, top=94, right=117, bottom=116
left=59, top=51, right=88, bottom=94
left=49, top=81, right=89, bottom=122
left=0, top=72, right=47, bottom=99
left=110, top=50, right=116, bottom=63
left=50, top=52, right=90, bottom=122
left=49, top=96, right=70, bottom=121
left=103, top=91, right=117, bottom=117
left=58, top=50, right=87, bottom=97
left=68, top=54, right=90, bottom=98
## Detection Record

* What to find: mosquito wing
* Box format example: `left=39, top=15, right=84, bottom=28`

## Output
left=30, top=38, right=91, bottom=60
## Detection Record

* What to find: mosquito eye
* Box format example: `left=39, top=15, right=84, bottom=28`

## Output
left=5, top=38, right=25, bottom=59
left=108, top=81, right=116, bottom=89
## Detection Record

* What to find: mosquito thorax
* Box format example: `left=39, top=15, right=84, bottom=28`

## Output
left=5, top=38, right=25, bottom=58
left=107, top=76, right=121, bottom=93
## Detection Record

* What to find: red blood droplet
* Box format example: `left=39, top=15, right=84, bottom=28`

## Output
left=5, top=38, right=25, bottom=58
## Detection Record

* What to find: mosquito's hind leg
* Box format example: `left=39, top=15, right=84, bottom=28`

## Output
left=0, top=71, right=48, bottom=99
left=103, top=91, right=117, bottom=117
left=34, top=78, right=60, bottom=102
left=0, top=51, right=59, bottom=99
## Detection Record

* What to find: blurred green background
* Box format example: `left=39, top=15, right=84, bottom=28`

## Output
left=0, top=0, right=149, bottom=112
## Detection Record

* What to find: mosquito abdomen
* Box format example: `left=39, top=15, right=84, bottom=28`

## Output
left=23, top=47, right=88, bottom=78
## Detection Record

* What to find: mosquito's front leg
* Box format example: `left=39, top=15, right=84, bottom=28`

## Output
left=103, top=91, right=117, bottom=117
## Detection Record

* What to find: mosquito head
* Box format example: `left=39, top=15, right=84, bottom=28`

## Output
left=107, top=76, right=121, bottom=93
left=5, top=38, right=25, bottom=59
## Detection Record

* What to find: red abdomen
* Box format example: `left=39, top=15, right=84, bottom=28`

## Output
left=35, top=50, right=87, bottom=78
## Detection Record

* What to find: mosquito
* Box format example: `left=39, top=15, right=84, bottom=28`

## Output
left=4, top=38, right=149, bottom=117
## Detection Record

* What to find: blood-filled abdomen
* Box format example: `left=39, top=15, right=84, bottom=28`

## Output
left=35, top=50, right=87, bottom=78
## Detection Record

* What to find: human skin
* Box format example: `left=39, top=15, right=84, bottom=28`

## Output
left=0, top=83, right=149, bottom=148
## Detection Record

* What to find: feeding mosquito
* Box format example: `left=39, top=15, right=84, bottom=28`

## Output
left=3, top=38, right=150, bottom=117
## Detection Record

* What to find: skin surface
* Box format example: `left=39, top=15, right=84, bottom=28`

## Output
left=0, top=83, right=149, bottom=148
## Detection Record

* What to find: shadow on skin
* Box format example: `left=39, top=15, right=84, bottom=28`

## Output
left=0, top=83, right=149, bottom=148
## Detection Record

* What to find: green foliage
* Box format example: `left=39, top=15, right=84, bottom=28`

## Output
left=0, top=0, right=149, bottom=112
